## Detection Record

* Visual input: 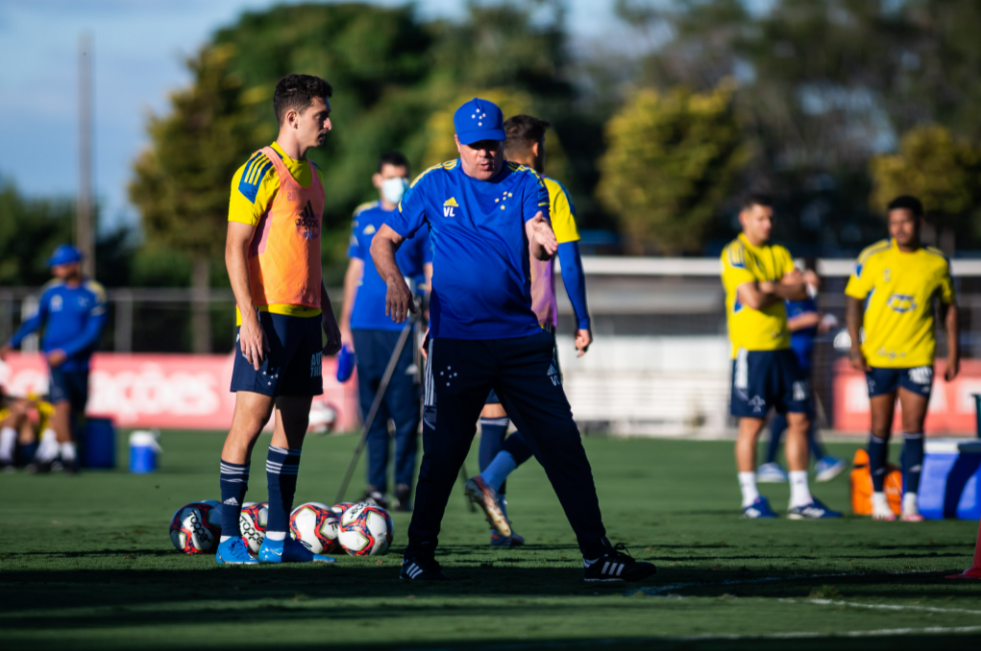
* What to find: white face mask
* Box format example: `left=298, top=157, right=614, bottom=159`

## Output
left=381, top=177, right=409, bottom=205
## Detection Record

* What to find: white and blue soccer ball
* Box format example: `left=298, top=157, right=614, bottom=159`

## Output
left=169, top=501, right=222, bottom=555
left=239, top=502, right=268, bottom=555
left=290, top=502, right=340, bottom=554
left=339, top=502, right=394, bottom=556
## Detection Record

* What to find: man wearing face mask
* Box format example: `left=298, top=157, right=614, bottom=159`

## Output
left=339, top=152, right=432, bottom=512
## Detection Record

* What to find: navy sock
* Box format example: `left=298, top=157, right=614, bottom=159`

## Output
left=502, top=431, right=534, bottom=466
left=219, top=459, right=250, bottom=538
left=868, top=434, right=888, bottom=492
left=902, top=433, right=924, bottom=494
left=479, top=417, right=509, bottom=471
left=766, top=414, right=786, bottom=464
left=266, top=445, right=301, bottom=534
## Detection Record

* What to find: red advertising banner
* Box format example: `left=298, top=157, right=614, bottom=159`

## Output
left=833, top=358, right=981, bottom=435
left=0, top=352, right=360, bottom=432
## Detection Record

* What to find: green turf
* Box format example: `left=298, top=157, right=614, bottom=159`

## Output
left=2, top=431, right=980, bottom=650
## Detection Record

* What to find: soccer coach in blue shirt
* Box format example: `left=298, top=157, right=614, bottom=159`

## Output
left=371, top=98, right=655, bottom=582
left=1, top=245, right=107, bottom=473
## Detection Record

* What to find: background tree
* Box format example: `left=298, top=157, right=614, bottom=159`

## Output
left=129, top=44, right=252, bottom=353
left=870, top=125, right=981, bottom=252
left=597, top=82, right=749, bottom=254
left=421, top=87, right=571, bottom=185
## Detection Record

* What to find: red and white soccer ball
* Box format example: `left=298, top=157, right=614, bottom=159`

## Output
left=331, top=502, right=356, bottom=516
left=169, top=501, right=222, bottom=555
left=339, top=502, right=394, bottom=556
left=307, top=399, right=338, bottom=434
left=290, top=502, right=341, bottom=555
left=239, top=502, right=268, bottom=555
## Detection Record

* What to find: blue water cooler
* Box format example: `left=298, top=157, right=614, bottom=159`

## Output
left=129, top=430, right=162, bottom=473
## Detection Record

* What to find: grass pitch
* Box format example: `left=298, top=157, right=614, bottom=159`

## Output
left=1, top=431, right=980, bottom=650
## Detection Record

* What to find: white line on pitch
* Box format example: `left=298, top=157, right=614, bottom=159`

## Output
left=404, top=625, right=981, bottom=651
left=789, top=598, right=981, bottom=617
left=626, top=569, right=934, bottom=597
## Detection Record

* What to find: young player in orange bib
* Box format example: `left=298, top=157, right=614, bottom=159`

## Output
left=215, top=74, right=342, bottom=565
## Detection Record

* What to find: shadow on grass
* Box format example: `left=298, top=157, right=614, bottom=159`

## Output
left=1, top=563, right=970, bottom=612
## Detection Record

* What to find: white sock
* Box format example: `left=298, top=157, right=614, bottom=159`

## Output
left=481, top=451, right=517, bottom=492
left=36, top=429, right=60, bottom=462
left=738, top=472, right=759, bottom=507
left=0, top=427, right=15, bottom=462
left=789, top=470, right=812, bottom=507
left=902, top=492, right=919, bottom=515
left=873, top=491, right=889, bottom=512
left=220, top=536, right=233, bottom=543
left=265, top=531, right=287, bottom=541
left=60, top=441, right=77, bottom=462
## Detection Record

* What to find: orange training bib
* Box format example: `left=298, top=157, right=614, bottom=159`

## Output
left=247, top=147, right=324, bottom=309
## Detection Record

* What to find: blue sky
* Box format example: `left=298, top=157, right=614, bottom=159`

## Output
left=0, top=0, right=627, bottom=234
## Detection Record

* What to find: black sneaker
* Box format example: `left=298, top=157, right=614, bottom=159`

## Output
left=26, top=459, right=53, bottom=474
left=393, top=484, right=412, bottom=512
left=61, top=458, right=79, bottom=475
left=400, top=549, right=448, bottom=581
left=583, top=542, right=657, bottom=582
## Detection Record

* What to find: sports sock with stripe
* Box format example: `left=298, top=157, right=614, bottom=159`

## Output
left=219, top=460, right=249, bottom=542
left=266, top=445, right=301, bottom=535
left=902, top=432, right=924, bottom=495
left=868, top=433, right=888, bottom=492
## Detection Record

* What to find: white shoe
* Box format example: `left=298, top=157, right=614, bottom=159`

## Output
left=756, top=462, right=789, bottom=483
left=901, top=493, right=924, bottom=522
left=872, top=503, right=896, bottom=521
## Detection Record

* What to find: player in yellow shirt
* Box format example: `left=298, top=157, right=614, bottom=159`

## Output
left=845, top=195, right=959, bottom=522
left=720, top=194, right=840, bottom=519
left=217, top=74, right=342, bottom=565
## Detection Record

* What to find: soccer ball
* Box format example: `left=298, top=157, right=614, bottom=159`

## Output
left=239, top=502, right=268, bottom=554
left=307, top=399, right=338, bottom=434
left=290, top=502, right=340, bottom=554
left=169, top=502, right=222, bottom=555
left=331, top=502, right=356, bottom=516
left=339, top=502, right=393, bottom=556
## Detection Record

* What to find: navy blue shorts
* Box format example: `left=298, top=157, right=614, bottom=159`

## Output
left=866, top=366, right=933, bottom=399
left=730, top=348, right=810, bottom=418
left=49, top=369, right=89, bottom=413
left=230, top=312, right=323, bottom=397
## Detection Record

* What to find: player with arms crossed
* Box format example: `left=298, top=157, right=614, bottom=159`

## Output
left=372, top=98, right=654, bottom=582
left=215, top=74, right=342, bottom=565
left=845, top=195, right=959, bottom=522
left=721, top=195, right=840, bottom=519
left=464, top=114, right=592, bottom=546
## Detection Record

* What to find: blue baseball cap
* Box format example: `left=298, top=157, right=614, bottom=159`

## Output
left=48, top=244, right=82, bottom=267
left=453, top=98, right=506, bottom=146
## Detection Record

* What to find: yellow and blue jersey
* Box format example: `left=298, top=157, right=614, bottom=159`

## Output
left=228, top=141, right=325, bottom=323
left=720, top=234, right=795, bottom=358
left=529, top=176, right=581, bottom=327
left=844, top=239, right=955, bottom=368
left=386, top=160, right=550, bottom=340
left=347, top=200, right=431, bottom=332
left=9, top=278, right=107, bottom=371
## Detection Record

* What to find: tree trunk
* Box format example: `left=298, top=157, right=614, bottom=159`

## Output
left=191, top=255, right=211, bottom=354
